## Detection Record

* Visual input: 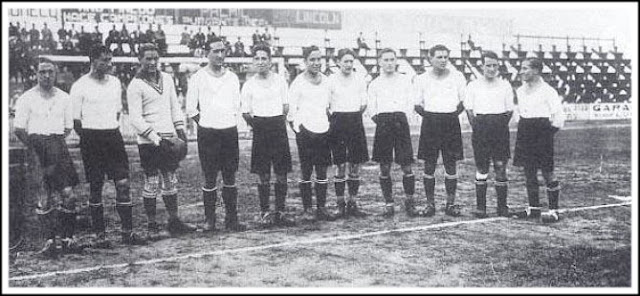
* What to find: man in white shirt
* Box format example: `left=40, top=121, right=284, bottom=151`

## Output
left=414, top=44, right=467, bottom=217
left=328, top=48, right=369, bottom=218
left=464, top=51, right=515, bottom=218
left=128, top=43, right=196, bottom=237
left=368, top=48, right=415, bottom=218
left=71, top=45, right=138, bottom=247
left=513, top=58, right=565, bottom=223
left=241, top=44, right=294, bottom=227
left=288, top=45, right=337, bottom=222
left=14, top=59, right=80, bottom=257
left=186, top=37, right=246, bottom=232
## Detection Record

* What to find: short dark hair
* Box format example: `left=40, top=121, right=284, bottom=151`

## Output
left=524, top=57, right=543, bottom=72
left=38, top=57, right=57, bottom=71
left=336, top=48, right=357, bottom=61
left=378, top=48, right=396, bottom=59
left=429, top=44, right=450, bottom=57
left=89, top=45, right=111, bottom=63
left=481, top=50, right=500, bottom=63
left=208, top=36, right=223, bottom=47
left=252, top=44, right=271, bottom=58
left=137, top=43, right=158, bottom=59
left=303, top=45, right=321, bottom=60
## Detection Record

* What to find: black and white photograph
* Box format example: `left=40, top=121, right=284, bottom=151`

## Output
left=2, top=1, right=637, bottom=293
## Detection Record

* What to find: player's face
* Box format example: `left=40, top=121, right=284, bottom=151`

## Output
left=430, top=50, right=449, bottom=71
left=482, top=57, right=500, bottom=79
left=339, top=54, right=355, bottom=75
left=140, top=49, right=159, bottom=74
left=37, top=63, right=56, bottom=90
left=93, top=53, right=113, bottom=75
left=208, top=41, right=226, bottom=66
left=253, top=50, right=271, bottom=74
left=305, top=50, right=322, bottom=75
left=519, top=61, right=537, bottom=82
left=379, top=52, right=397, bottom=74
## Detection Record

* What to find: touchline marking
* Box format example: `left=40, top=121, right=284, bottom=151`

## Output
left=9, top=201, right=632, bottom=282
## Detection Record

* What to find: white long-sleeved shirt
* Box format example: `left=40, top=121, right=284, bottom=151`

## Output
left=14, top=87, right=73, bottom=135
left=287, top=73, right=331, bottom=133
left=367, top=73, right=413, bottom=116
left=464, top=77, right=514, bottom=114
left=328, top=72, right=368, bottom=113
left=70, top=74, right=123, bottom=130
left=185, top=67, right=240, bottom=129
left=127, top=72, right=185, bottom=145
left=240, top=73, right=288, bottom=117
left=414, top=69, right=467, bottom=113
left=516, top=81, right=565, bottom=128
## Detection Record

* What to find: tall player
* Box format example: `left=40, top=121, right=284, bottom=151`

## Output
left=414, top=44, right=467, bottom=217
left=327, top=48, right=369, bottom=218
left=128, top=43, right=197, bottom=236
left=288, top=45, right=337, bottom=222
left=368, top=48, right=416, bottom=218
left=71, top=45, right=144, bottom=246
left=186, top=37, right=247, bottom=232
left=241, top=44, right=295, bottom=227
left=464, top=50, right=515, bottom=218
left=513, top=58, right=564, bottom=223
left=14, top=58, right=81, bottom=257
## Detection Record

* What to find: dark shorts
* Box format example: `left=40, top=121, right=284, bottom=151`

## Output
left=138, top=144, right=180, bottom=174
left=513, top=117, right=555, bottom=171
left=372, top=112, right=414, bottom=165
left=472, top=113, right=511, bottom=169
left=29, top=134, right=80, bottom=191
left=80, top=129, right=130, bottom=183
left=197, top=126, right=239, bottom=176
left=329, top=112, right=369, bottom=165
left=417, top=112, right=463, bottom=163
left=296, top=125, right=332, bottom=166
left=251, top=115, right=292, bottom=175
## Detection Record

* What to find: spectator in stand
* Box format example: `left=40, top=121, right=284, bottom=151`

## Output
left=206, top=26, right=216, bottom=50
left=106, top=24, right=119, bottom=50
left=252, top=29, right=262, bottom=48
left=92, top=25, right=103, bottom=47
left=68, top=24, right=77, bottom=41
left=234, top=36, right=245, bottom=57
left=10, top=22, right=18, bottom=37
left=195, top=27, right=206, bottom=50
left=20, top=22, right=29, bottom=42
left=57, top=65, right=75, bottom=93
left=29, top=23, right=40, bottom=50
left=357, top=32, right=370, bottom=51
left=41, top=23, right=54, bottom=52
left=62, top=35, right=74, bottom=54
left=119, top=24, right=132, bottom=55
left=180, top=26, right=190, bottom=45
left=145, top=23, right=155, bottom=45
left=155, top=24, right=167, bottom=56
left=222, top=36, right=233, bottom=56
left=57, top=24, right=67, bottom=45
left=262, top=27, right=272, bottom=47
left=187, top=30, right=198, bottom=56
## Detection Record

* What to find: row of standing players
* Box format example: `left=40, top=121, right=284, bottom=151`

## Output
left=13, top=38, right=564, bottom=258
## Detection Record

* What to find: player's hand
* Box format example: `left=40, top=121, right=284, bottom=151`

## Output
left=191, top=114, right=200, bottom=126
left=176, top=129, right=187, bottom=142
left=242, top=113, right=254, bottom=129
left=371, top=114, right=380, bottom=125
left=414, top=105, right=426, bottom=117
left=159, top=138, right=174, bottom=150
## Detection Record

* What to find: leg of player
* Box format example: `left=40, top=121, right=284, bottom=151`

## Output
left=162, top=170, right=197, bottom=235
left=334, top=163, right=347, bottom=218
left=401, top=164, right=419, bottom=217
left=299, top=162, right=315, bottom=222
left=523, top=166, right=542, bottom=219
left=201, top=171, right=219, bottom=232
left=421, top=156, right=437, bottom=217
left=541, top=169, right=561, bottom=223
left=379, top=162, right=394, bottom=217
left=114, top=178, right=146, bottom=245
left=315, top=165, right=336, bottom=221
left=88, top=180, right=111, bottom=248
left=346, top=163, right=368, bottom=217
left=274, top=172, right=295, bottom=226
left=443, top=159, right=462, bottom=217
left=36, top=190, right=58, bottom=258
left=258, top=172, right=274, bottom=227
left=221, top=170, right=246, bottom=231
left=494, top=160, right=510, bottom=217
left=59, top=186, right=84, bottom=253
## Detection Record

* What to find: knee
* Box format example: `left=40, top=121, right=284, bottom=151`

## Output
left=143, top=174, right=160, bottom=199
left=525, top=177, right=539, bottom=187
left=161, top=172, right=178, bottom=195
left=275, top=174, right=288, bottom=184
left=443, top=163, right=457, bottom=176
left=475, top=171, right=488, bottom=182
left=546, top=180, right=560, bottom=190
left=423, top=163, right=436, bottom=176
left=115, top=178, right=131, bottom=202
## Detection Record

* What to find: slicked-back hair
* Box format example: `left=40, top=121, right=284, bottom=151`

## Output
left=336, top=48, right=357, bottom=61
left=524, top=57, right=543, bottom=73
left=303, top=45, right=321, bottom=60
left=378, top=48, right=396, bottom=59
left=252, top=44, right=271, bottom=58
left=429, top=44, right=450, bottom=57
left=137, top=43, right=159, bottom=59
left=89, top=45, right=111, bottom=63
left=481, top=50, right=499, bottom=63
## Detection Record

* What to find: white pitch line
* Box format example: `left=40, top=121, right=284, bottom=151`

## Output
left=9, top=201, right=632, bottom=282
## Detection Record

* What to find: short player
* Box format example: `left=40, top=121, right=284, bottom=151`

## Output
left=513, top=58, right=564, bottom=222
left=464, top=50, right=515, bottom=218
left=14, top=58, right=81, bottom=257
left=328, top=48, right=370, bottom=218
left=414, top=44, right=467, bottom=217
left=71, top=45, right=143, bottom=246
left=241, top=44, right=295, bottom=227
left=368, top=48, right=416, bottom=218
left=128, top=43, right=197, bottom=236
left=186, top=37, right=246, bottom=232
left=288, top=45, right=337, bottom=222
